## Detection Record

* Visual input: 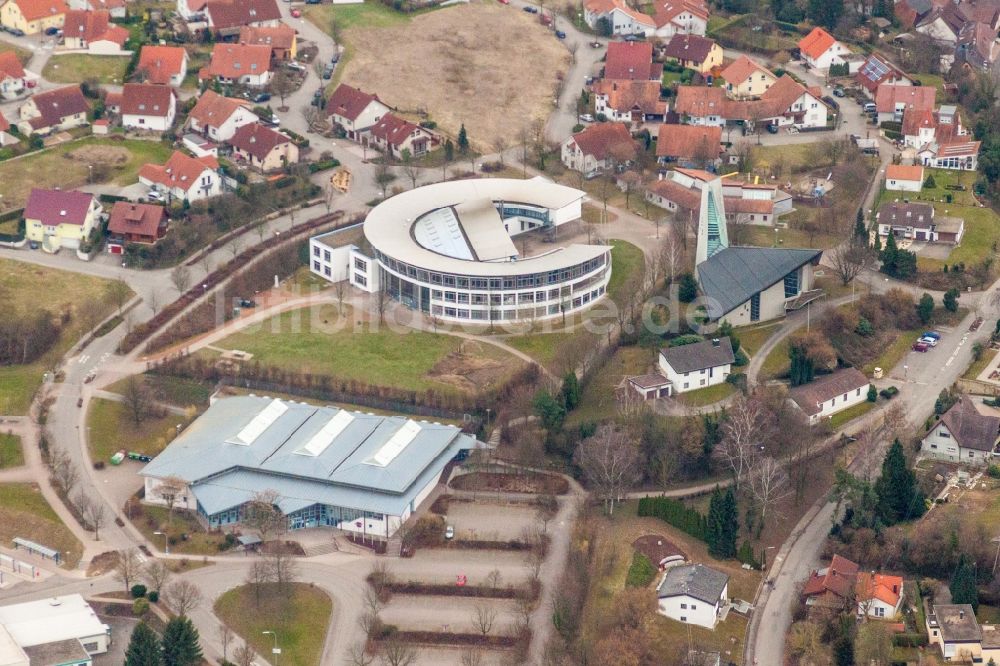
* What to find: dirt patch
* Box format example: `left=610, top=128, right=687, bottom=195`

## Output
left=450, top=471, right=570, bottom=495
left=341, top=2, right=569, bottom=150
left=65, top=145, right=130, bottom=166
left=87, top=550, right=120, bottom=577
left=427, top=344, right=507, bottom=393
left=631, top=534, right=687, bottom=568
left=260, top=539, right=306, bottom=556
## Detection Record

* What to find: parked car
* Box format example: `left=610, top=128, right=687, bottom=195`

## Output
left=623, top=34, right=642, bottom=41
left=833, top=86, right=846, bottom=97
left=445, top=525, right=455, bottom=539
left=579, top=113, right=594, bottom=122
left=252, top=92, right=271, bottom=103
left=918, top=336, right=938, bottom=347
left=147, top=189, right=164, bottom=202
left=822, top=95, right=839, bottom=110
left=6, top=27, right=24, bottom=37
left=322, top=64, right=334, bottom=79
left=264, top=115, right=280, bottom=126
left=498, top=0, right=509, bottom=4
left=44, top=26, right=60, bottom=36
left=863, top=102, right=877, bottom=113
left=766, top=124, right=779, bottom=134
left=305, top=0, right=321, bottom=4
left=922, top=331, right=942, bottom=340
left=555, top=30, right=566, bottom=39
left=286, top=61, right=306, bottom=71
left=28, top=241, right=38, bottom=250
left=522, top=5, right=538, bottom=12
left=912, top=341, right=930, bottom=352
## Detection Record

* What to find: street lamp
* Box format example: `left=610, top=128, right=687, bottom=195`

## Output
left=262, top=631, right=280, bottom=665
left=153, top=530, right=169, bottom=554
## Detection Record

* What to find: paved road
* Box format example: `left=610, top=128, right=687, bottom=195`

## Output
left=746, top=288, right=1000, bottom=666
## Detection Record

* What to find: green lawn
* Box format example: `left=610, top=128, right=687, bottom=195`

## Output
left=568, top=345, right=654, bottom=425
left=759, top=338, right=790, bottom=379
left=304, top=1, right=412, bottom=31
left=503, top=331, right=576, bottom=371
left=964, top=348, right=998, bottom=380
left=862, top=326, right=923, bottom=375
left=827, top=399, right=875, bottom=431
left=87, top=398, right=189, bottom=465
left=0, top=137, right=174, bottom=210
left=106, top=374, right=213, bottom=408
left=608, top=239, right=645, bottom=304
left=0, top=38, right=32, bottom=64
left=42, top=54, right=129, bottom=84
left=217, top=304, right=518, bottom=393
left=0, top=483, right=82, bottom=568
left=0, top=259, right=125, bottom=414
left=132, top=504, right=227, bottom=556
left=675, top=380, right=736, bottom=407
left=215, top=583, right=332, bottom=666
left=733, top=322, right=781, bottom=357
left=0, top=432, right=23, bottom=468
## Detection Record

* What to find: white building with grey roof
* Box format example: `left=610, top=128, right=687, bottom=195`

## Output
left=310, top=177, right=612, bottom=324
left=0, top=594, right=110, bottom=666
left=140, top=395, right=479, bottom=537
left=659, top=337, right=735, bottom=394
left=656, top=563, right=730, bottom=629
left=694, top=177, right=823, bottom=325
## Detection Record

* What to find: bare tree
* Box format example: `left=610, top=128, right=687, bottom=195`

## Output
left=243, top=489, right=286, bottom=544
left=379, top=637, right=417, bottom=666
left=719, top=394, right=767, bottom=491
left=536, top=494, right=558, bottom=534
left=105, top=277, right=132, bottom=316
left=122, top=375, right=151, bottom=427
left=233, top=641, right=255, bottom=666
left=142, top=559, right=172, bottom=593
left=460, top=649, right=485, bottom=666
left=573, top=425, right=642, bottom=515
left=492, top=136, right=508, bottom=166
left=269, top=68, right=297, bottom=109
left=170, top=264, right=192, bottom=294
left=486, top=568, right=503, bottom=591
left=50, top=449, right=78, bottom=497
left=400, top=149, right=419, bottom=190
left=76, top=492, right=107, bottom=540
left=472, top=604, right=497, bottom=636
left=163, top=579, right=203, bottom=616
left=146, top=288, right=161, bottom=316
left=349, top=642, right=376, bottom=666
left=373, top=157, right=396, bottom=198
left=830, top=239, right=874, bottom=286
left=114, top=548, right=143, bottom=592
left=229, top=234, right=245, bottom=259
left=155, top=475, right=186, bottom=523
left=374, top=281, right=390, bottom=325
left=218, top=624, right=234, bottom=663
left=245, top=556, right=275, bottom=606
left=748, top=456, right=791, bottom=527
left=199, top=253, right=214, bottom=277
left=267, top=548, right=299, bottom=595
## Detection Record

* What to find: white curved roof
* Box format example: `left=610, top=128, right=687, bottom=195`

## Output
left=364, top=178, right=607, bottom=276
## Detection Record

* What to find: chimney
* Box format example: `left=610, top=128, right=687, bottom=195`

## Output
left=960, top=609, right=966, bottom=620
left=712, top=338, right=720, bottom=346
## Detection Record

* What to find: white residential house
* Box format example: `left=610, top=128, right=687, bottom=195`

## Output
left=120, top=83, right=176, bottom=133
left=584, top=0, right=657, bottom=37
left=186, top=90, right=258, bottom=142
left=788, top=367, right=870, bottom=426
left=0, top=51, right=25, bottom=100
left=560, top=122, right=635, bottom=176
left=324, top=83, right=391, bottom=142
left=922, top=397, right=1000, bottom=465
left=885, top=164, right=923, bottom=192
left=798, top=27, right=853, bottom=71
left=857, top=572, right=905, bottom=620
left=138, top=150, right=222, bottom=202
left=658, top=337, right=734, bottom=394
left=651, top=0, right=709, bottom=40
left=656, top=564, right=729, bottom=629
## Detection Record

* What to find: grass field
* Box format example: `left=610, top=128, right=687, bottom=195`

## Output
left=132, top=504, right=226, bottom=556
left=569, top=345, right=654, bottom=425
left=0, top=259, right=125, bottom=414
left=0, top=483, right=82, bottom=568
left=106, top=374, right=213, bottom=408
left=216, top=304, right=520, bottom=393
left=0, top=38, right=32, bottom=64
left=964, top=348, right=998, bottom=380
left=759, top=338, right=790, bottom=379
left=733, top=322, right=781, bottom=357
left=0, top=137, right=173, bottom=209
left=862, top=325, right=923, bottom=375
left=42, top=54, right=129, bottom=84
left=827, top=399, right=875, bottom=431
left=676, top=380, right=736, bottom=407
left=608, top=240, right=645, bottom=303
left=87, top=398, right=190, bottom=465
left=0, top=432, right=23, bottom=469
left=327, top=2, right=568, bottom=150
left=215, top=583, right=332, bottom=666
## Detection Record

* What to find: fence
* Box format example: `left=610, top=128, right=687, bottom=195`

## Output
left=956, top=378, right=1000, bottom=397
left=0, top=552, right=40, bottom=579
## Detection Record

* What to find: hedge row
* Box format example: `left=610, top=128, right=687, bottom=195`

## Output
left=637, top=496, right=707, bottom=542
left=376, top=631, right=519, bottom=648
left=377, top=580, right=538, bottom=600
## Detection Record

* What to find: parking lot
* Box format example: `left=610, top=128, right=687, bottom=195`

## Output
left=381, top=594, right=520, bottom=634
left=391, top=548, right=531, bottom=586
left=441, top=501, right=540, bottom=542
left=411, top=647, right=508, bottom=666
left=92, top=614, right=138, bottom=666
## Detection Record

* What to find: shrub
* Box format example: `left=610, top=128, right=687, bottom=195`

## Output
left=307, top=158, right=340, bottom=173
left=625, top=552, right=656, bottom=587
left=131, top=584, right=147, bottom=598
left=147, top=590, right=159, bottom=603
left=132, top=598, right=149, bottom=616
left=988, top=465, right=1000, bottom=479
left=637, top=496, right=706, bottom=541
left=572, top=123, right=584, bottom=133
left=867, top=384, right=877, bottom=402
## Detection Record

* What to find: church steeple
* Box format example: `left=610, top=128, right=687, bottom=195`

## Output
left=695, top=176, right=729, bottom=267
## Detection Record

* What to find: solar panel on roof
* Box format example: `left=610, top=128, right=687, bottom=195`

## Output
left=229, top=398, right=287, bottom=445
left=861, top=56, right=890, bottom=83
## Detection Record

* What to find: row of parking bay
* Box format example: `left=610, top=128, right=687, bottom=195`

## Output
left=377, top=499, right=543, bottom=665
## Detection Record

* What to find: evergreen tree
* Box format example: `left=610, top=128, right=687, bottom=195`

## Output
left=560, top=371, right=581, bottom=411
left=162, top=617, right=203, bottom=666
left=881, top=233, right=899, bottom=271
left=833, top=636, right=854, bottom=666
left=867, top=384, right=877, bottom=402
left=808, top=0, right=843, bottom=29
left=917, top=293, right=935, bottom=324
left=720, top=487, right=739, bottom=558
left=924, top=174, right=937, bottom=188
left=457, top=124, right=469, bottom=155
left=706, top=486, right=724, bottom=557
left=950, top=554, right=979, bottom=612
left=677, top=273, right=698, bottom=303
left=125, top=623, right=161, bottom=666
left=873, top=232, right=882, bottom=253
left=533, top=390, right=566, bottom=432
left=874, top=440, right=925, bottom=524
left=788, top=343, right=815, bottom=387
left=718, top=320, right=741, bottom=354
left=444, top=139, right=454, bottom=162
left=944, top=287, right=960, bottom=312
left=853, top=209, right=867, bottom=241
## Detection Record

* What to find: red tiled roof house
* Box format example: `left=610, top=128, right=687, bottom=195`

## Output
left=61, top=9, right=128, bottom=53
left=106, top=201, right=168, bottom=248
left=368, top=112, right=436, bottom=159
left=0, top=0, right=68, bottom=35
left=229, top=121, right=298, bottom=172
left=238, top=25, right=296, bottom=61
left=199, top=42, right=273, bottom=88
left=324, top=83, right=391, bottom=142
left=603, top=41, right=662, bottom=81
left=120, top=83, right=176, bottom=132
left=560, top=122, right=636, bottom=175
left=204, top=0, right=281, bottom=34
left=651, top=0, right=708, bottom=39
left=186, top=89, right=257, bottom=141
left=593, top=79, right=667, bottom=124
left=655, top=124, right=721, bottom=167
left=661, top=34, right=721, bottom=74
left=857, top=572, right=905, bottom=619
left=802, top=554, right=860, bottom=609
left=798, top=27, right=852, bottom=72
left=720, top=55, right=777, bottom=100
left=138, top=45, right=189, bottom=86
left=23, top=188, right=101, bottom=250
left=17, top=84, right=89, bottom=135
left=139, top=150, right=222, bottom=202
left=0, top=51, right=26, bottom=99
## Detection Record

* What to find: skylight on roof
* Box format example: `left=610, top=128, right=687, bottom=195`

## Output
left=228, top=398, right=287, bottom=445
left=296, top=410, right=354, bottom=457
left=366, top=420, right=421, bottom=467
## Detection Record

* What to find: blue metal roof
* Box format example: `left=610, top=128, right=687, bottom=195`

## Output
left=141, top=396, right=477, bottom=516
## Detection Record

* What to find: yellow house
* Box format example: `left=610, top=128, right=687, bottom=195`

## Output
left=0, top=0, right=68, bottom=34
left=661, top=34, right=723, bottom=75
left=720, top=55, right=778, bottom=99
left=23, top=188, right=101, bottom=251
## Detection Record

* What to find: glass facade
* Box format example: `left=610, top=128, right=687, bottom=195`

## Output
left=201, top=500, right=386, bottom=533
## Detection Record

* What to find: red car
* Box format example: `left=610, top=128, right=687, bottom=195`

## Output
left=291, top=8, right=301, bottom=17
left=912, top=341, right=930, bottom=352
